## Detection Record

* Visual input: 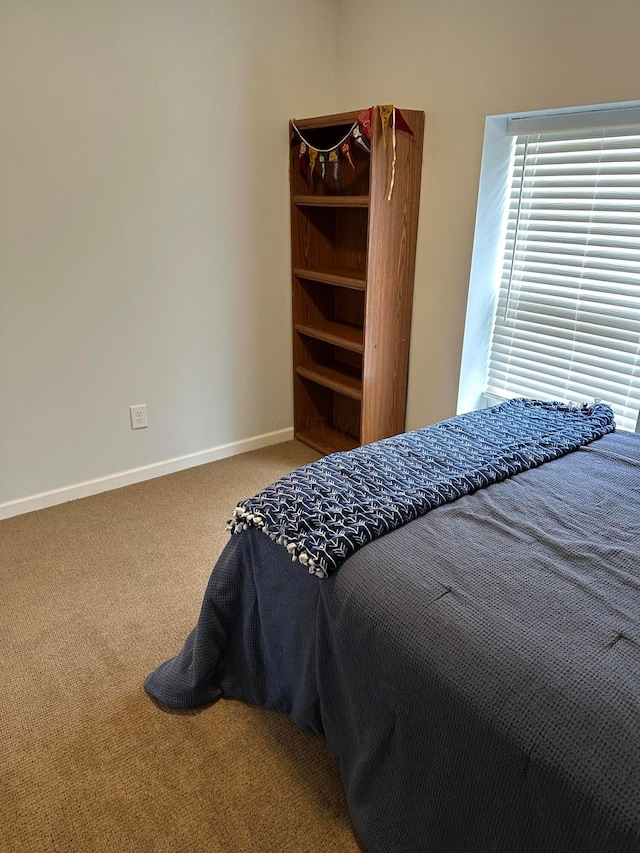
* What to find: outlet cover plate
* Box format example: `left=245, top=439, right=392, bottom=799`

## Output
left=130, top=404, right=148, bottom=430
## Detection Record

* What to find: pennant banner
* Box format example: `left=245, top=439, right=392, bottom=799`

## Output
left=291, top=106, right=415, bottom=189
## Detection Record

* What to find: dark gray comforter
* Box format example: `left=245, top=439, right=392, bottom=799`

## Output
left=145, top=431, right=640, bottom=852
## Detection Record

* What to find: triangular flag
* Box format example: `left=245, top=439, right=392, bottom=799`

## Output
left=340, top=137, right=356, bottom=171
left=329, top=149, right=340, bottom=187
left=298, top=140, right=309, bottom=179
left=308, top=147, right=318, bottom=181
left=352, top=125, right=370, bottom=153
left=299, top=154, right=309, bottom=180
left=379, top=105, right=393, bottom=148
left=318, top=151, right=327, bottom=180
left=357, top=107, right=373, bottom=140
left=395, top=109, right=415, bottom=139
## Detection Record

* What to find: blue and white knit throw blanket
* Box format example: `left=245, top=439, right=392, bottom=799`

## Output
left=229, top=399, right=615, bottom=577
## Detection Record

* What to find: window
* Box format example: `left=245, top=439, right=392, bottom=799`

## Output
left=459, top=104, right=640, bottom=433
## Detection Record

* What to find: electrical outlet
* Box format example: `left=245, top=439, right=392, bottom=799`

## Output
left=130, top=404, right=148, bottom=430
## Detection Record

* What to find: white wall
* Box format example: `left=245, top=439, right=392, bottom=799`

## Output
left=336, top=0, right=640, bottom=431
left=4, top=0, right=640, bottom=517
left=0, top=0, right=338, bottom=513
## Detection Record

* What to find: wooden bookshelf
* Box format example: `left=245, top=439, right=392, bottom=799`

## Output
left=290, top=106, right=424, bottom=453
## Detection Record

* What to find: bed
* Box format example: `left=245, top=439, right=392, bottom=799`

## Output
left=146, top=400, right=640, bottom=852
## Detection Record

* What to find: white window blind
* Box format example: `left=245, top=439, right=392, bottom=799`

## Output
left=486, top=123, right=640, bottom=432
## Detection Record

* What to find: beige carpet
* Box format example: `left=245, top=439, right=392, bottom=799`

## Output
left=0, top=442, right=364, bottom=852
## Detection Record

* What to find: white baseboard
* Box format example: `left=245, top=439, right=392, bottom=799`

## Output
left=0, top=427, right=294, bottom=521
